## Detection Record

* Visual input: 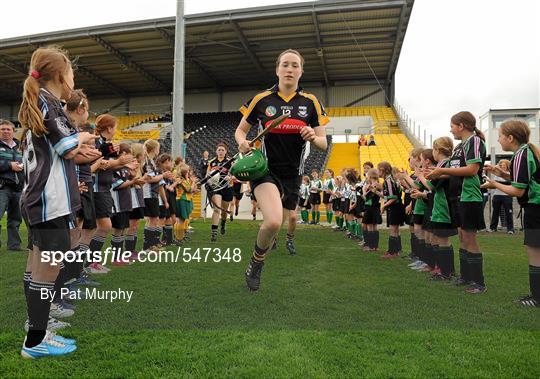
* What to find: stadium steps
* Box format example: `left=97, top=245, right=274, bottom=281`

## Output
left=191, top=192, right=201, bottom=218
left=325, top=143, right=360, bottom=174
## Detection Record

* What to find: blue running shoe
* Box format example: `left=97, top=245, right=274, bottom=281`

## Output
left=50, top=332, right=76, bottom=345
left=21, top=331, right=77, bottom=359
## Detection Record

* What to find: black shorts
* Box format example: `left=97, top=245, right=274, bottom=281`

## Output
left=459, top=201, right=485, bottom=231
left=298, top=197, right=310, bottom=209
left=404, top=209, right=414, bottom=226
left=387, top=203, right=405, bottom=226
left=209, top=186, right=234, bottom=203
left=524, top=204, right=540, bottom=248
left=94, top=191, right=113, bottom=219
left=76, top=184, right=97, bottom=229
left=322, top=193, right=331, bottom=204
left=352, top=203, right=364, bottom=218
left=363, top=205, right=382, bottom=225
left=159, top=205, right=171, bottom=219
left=430, top=221, right=458, bottom=237
left=309, top=192, right=321, bottom=205
left=159, top=191, right=176, bottom=218
left=449, top=199, right=461, bottom=229
left=29, top=215, right=71, bottom=252
left=340, top=199, right=350, bottom=214
left=129, top=207, right=145, bottom=220
left=250, top=172, right=301, bottom=211
left=111, top=212, right=130, bottom=229
left=422, top=204, right=433, bottom=231
left=332, top=198, right=341, bottom=211
left=412, top=214, right=424, bottom=225
left=144, top=198, right=160, bottom=218
left=233, top=182, right=243, bottom=200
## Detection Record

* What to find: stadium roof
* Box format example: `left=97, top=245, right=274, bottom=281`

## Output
left=0, top=0, right=414, bottom=104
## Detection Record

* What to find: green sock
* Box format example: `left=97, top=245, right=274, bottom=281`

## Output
left=337, top=217, right=342, bottom=227
left=328, top=212, right=333, bottom=224
left=326, top=211, right=330, bottom=223
left=311, top=211, right=316, bottom=222
left=355, top=222, right=362, bottom=238
left=301, top=210, right=307, bottom=222
left=316, top=211, right=320, bottom=223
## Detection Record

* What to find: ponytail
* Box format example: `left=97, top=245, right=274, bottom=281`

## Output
left=474, top=126, right=485, bottom=142
left=528, top=143, right=540, bottom=163
left=18, top=75, right=45, bottom=138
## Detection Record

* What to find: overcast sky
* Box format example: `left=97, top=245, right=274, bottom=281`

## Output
left=2, top=0, right=539, bottom=139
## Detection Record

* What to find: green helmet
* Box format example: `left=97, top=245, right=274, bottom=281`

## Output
left=231, top=149, right=268, bottom=181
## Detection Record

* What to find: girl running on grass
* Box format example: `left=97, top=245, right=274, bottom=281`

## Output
left=235, top=49, right=329, bottom=291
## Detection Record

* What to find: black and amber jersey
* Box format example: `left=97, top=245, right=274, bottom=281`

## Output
left=240, top=84, right=329, bottom=177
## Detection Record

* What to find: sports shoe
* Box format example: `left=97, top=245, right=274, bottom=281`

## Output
left=380, top=252, right=399, bottom=259
left=454, top=277, right=471, bottom=286
left=285, top=240, right=296, bottom=255
left=408, top=260, right=422, bottom=267
left=71, top=274, right=100, bottom=287
left=211, top=234, right=217, bottom=243
left=466, top=283, right=487, bottom=294
left=430, top=273, right=452, bottom=282
left=220, top=224, right=226, bottom=235
left=24, top=317, right=71, bottom=332
left=245, top=259, right=264, bottom=291
left=230, top=214, right=233, bottom=222
left=50, top=302, right=75, bottom=318
left=59, top=300, right=75, bottom=311
left=85, top=263, right=109, bottom=274
left=413, top=263, right=428, bottom=271
left=252, top=214, right=256, bottom=220
left=21, top=331, right=77, bottom=359
left=515, top=295, right=539, bottom=307
left=507, top=230, right=515, bottom=235
left=44, top=331, right=75, bottom=346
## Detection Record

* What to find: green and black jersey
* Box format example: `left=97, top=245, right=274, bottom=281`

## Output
left=310, top=178, right=322, bottom=193
left=382, top=175, right=402, bottom=204
left=412, top=179, right=426, bottom=216
left=451, top=134, right=486, bottom=202
left=323, top=177, right=335, bottom=192
left=428, top=158, right=452, bottom=224
left=510, top=144, right=540, bottom=206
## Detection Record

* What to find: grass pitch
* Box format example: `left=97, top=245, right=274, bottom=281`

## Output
left=0, top=220, right=538, bottom=378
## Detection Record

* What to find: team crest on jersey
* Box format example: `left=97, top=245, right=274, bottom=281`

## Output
left=298, top=105, right=308, bottom=118
left=265, top=105, right=277, bottom=117
left=55, top=117, right=71, bottom=136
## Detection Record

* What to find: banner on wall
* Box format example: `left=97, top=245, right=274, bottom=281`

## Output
left=113, top=130, right=161, bottom=141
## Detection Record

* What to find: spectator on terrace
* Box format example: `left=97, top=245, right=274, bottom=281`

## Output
left=198, top=150, right=210, bottom=179
left=358, top=134, right=367, bottom=147
left=368, top=135, right=376, bottom=146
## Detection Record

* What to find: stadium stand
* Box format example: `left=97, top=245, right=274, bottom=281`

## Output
left=323, top=106, right=412, bottom=173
